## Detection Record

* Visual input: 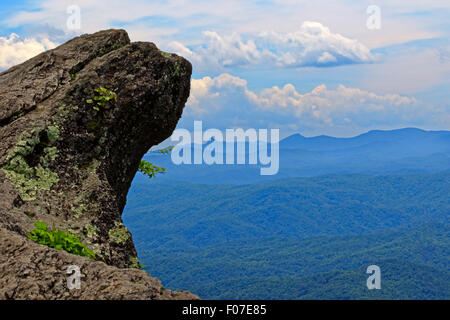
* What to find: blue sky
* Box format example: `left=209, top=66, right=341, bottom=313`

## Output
left=0, top=0, right=449, bottom=137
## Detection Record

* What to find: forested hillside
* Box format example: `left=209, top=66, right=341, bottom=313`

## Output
left=124, top=173, right=450, bottom=299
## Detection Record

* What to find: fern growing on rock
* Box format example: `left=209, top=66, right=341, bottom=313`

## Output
left=26, top=221, right=96, bottom=259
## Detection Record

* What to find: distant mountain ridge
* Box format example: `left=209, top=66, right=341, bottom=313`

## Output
left=280, top=127, right=450, bottom=151
left=143, top=128, right=450, bottom=184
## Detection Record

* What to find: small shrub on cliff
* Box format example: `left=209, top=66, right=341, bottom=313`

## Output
left=26, top=221, right=96, bottom=259
left=86, top=87, right=117, bottom=111
left=138, top=160, right=166, bottom=178
left=138, top=146, right=174, bottom=179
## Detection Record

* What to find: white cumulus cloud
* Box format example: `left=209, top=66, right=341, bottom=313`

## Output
left=0, top=33, right=57, bottom=70
left=169, top=22, right=375, bottom=72
left=185, top=73, right=441, bottom=137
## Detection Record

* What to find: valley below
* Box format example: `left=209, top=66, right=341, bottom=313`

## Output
left=123, top=128, right=450, bottom=299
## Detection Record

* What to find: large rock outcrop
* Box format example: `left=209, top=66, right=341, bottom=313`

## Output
left=0, top=29, right=197, bottom=299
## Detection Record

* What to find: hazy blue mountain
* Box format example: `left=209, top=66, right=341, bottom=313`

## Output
left=143, top=128, right=450, bottom=184
left=280, top=128, right=450, bottom=152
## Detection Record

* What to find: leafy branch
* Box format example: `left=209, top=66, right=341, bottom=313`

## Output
left=138, top=146, right=174, bottom=179
left=156, top=146, right=174, bottom=154
left=138, top=160, right=166, bottom=179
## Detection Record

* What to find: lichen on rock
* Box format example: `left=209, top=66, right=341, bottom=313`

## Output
left=108, top=221, right=130, bottom=244
left=85, top=223, right=99, bottom=239
left=1, top=128, right=60, bottom=201
left=129, top=255, right=141, bottom=269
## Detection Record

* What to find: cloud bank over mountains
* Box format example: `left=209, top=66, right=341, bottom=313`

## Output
left=186, top=73, right=440, bottom=137
left=169, top=22, right=375, bottom=71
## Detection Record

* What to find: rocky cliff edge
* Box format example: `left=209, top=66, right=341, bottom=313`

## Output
left=0, top=29, right=198, bottom=300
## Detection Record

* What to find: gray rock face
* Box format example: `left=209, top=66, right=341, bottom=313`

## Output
left=0, top=29, right=198, bottom=299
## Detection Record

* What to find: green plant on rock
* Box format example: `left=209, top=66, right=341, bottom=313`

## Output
left=86, top=87, right=117, bottom=111
left=26, top=221, right=96, bottom=259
